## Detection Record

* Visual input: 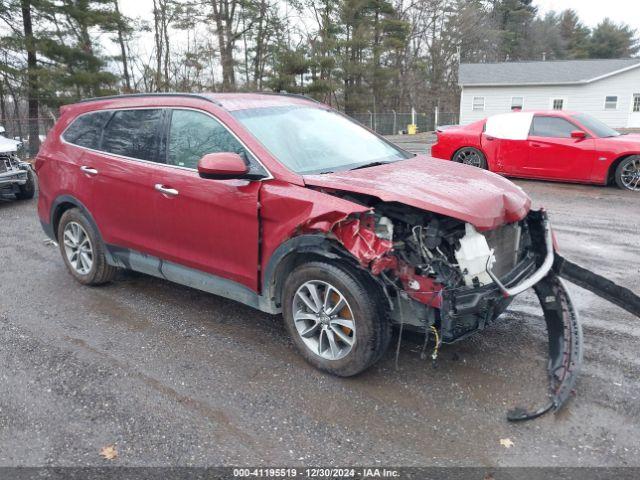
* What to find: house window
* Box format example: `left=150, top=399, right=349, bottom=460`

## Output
left=634, top=94, right=640, bottom=112
left=472, top=96, right=485, bottom=111
left=604, top=96, right=618, bottom=110
left=552, top=98, right=565, bottom=110
left=511, top=97, right=524, bottom=110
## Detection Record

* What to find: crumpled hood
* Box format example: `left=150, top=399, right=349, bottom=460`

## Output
left=304, top=155, right=531, bottom=230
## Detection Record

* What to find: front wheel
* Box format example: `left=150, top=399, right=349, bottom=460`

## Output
left=282, top=261, right=392, bottom=377
left=453, top=147, right=487, bottom=169
left=614, top=155, right=640, bottom=191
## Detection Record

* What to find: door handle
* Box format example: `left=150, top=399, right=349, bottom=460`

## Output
left=80, top=166, right=98, bottom=176
left=154, top=183, right=179, bottom=197
left=530, top=143, right=542, bottom=148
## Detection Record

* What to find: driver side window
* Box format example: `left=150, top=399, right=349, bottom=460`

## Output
left=530, top=116, right=576, bottom=138
left=167, top=109, right=248, bottom=169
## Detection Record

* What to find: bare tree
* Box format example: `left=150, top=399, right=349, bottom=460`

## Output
left=20, top=0, right=39, bottom=155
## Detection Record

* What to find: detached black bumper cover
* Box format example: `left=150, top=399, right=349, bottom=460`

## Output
left=507, top=273, right=583, bottom=421
left=506, top=225, right=640, bottom=420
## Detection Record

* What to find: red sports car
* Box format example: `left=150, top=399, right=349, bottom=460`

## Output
left=431, top=110, right=640, bottom=191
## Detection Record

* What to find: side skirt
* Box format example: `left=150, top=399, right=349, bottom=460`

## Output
left=106, top=245, right=280, bottom=315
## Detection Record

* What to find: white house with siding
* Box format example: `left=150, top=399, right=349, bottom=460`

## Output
left=458, top=58, right=640, bottom=128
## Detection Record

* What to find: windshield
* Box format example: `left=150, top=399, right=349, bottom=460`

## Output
left=233, top=106, right=411, bottom=174
left=572, top=113, right=620, bottom=138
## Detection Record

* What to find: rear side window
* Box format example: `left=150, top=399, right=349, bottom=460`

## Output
left=102, top=109, right=163, bottom=161
left=530, top=116, right=576, bottom=138
left=168, top=109, right=248, bottom=169
left=62, top=111, right=111, bottom=149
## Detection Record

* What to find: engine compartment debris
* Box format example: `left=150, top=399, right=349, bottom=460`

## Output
left=303, top=190, right=639, bottom=421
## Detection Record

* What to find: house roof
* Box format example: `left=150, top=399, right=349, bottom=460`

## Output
left=459, top=58, right=640, bottom=87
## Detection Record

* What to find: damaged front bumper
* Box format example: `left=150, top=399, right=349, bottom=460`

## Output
left=394, top=210, right=584, bottom=421
left=0, top=154, right=29, bottom=192
left=0, top=169, right=28, bottom=188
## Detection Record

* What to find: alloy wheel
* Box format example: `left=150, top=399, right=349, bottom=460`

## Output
left=62, top=221, right=94, bottom=275
left=620, top=158, right=640, bottom=191
left=292, top=280, right=356, bottom=360
left=456, top=148, right=483, bottom=168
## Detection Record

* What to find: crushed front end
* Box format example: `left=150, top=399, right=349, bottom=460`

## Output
left=0, top=148, right=30, bottom=194
left=329, top=202, right=582, bottom=421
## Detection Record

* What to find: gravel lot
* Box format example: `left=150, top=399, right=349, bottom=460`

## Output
left=0, top=149, right=638, bottom=467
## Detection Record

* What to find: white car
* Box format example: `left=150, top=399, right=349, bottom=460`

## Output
left=0, top=126, right=35, bottom=200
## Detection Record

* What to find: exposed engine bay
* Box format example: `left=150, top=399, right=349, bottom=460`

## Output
left=309, top=189, right=639, bottom=421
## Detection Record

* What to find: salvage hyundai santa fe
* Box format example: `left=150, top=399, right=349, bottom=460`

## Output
left=36, top=93, right=587, bottom=420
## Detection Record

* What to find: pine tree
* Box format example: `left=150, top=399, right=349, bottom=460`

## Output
left=588, top=19, right=639, bottom=59
left=559, top=9, right=590, bottom=59
left=491, top=0, right=537, bottom=60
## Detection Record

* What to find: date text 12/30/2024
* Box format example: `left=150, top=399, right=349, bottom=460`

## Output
left=233, top=468, right=400, bottom=478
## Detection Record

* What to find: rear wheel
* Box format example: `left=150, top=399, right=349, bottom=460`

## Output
left=57, top=208, right=117, bottom=285
left=282, top=261, right=391, bottom=377
left=614, top=155, right=640, bottom=191
left=15, top=168, right=35, bottom=200
left=453, top=147, right=487, bottom=169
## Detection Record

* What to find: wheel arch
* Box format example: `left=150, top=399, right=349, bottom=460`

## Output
left=50, top=195, right=104, bottom=244
left=262, top=234, right=385, bottom=312
left=606, top=153, right=640, bottom=185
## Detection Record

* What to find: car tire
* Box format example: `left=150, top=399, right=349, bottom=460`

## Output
left=614, top=155, right=640, bottom=191
left=282, top=261, right=392, bottom=377
left=15, top=168, right=36, bottom=200
left=57, top=208, right=117, bottom=285
left=453, top=147, right=488, bottom=169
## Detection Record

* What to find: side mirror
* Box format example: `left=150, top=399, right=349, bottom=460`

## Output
left=570, top=130, right=586, bottom=139
left=197, top=152, right=249, bottom=180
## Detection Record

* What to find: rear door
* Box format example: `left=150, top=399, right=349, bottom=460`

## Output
left=481, top=113, right=532, bottom=173
left=88, top=108, right=165, bottom=254
left=57, top=110, right=112, bottom=225
left=148, top=108, right=263, bottom=291
left=522, top=115, right=596, bottom=181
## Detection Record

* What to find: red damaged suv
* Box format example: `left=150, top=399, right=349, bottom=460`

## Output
left=35, top=93, right=581, bottom=419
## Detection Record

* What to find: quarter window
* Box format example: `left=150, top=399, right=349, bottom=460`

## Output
left=530, top=116, right=576, bottom=138
left=62, top=111, right=111, bottom=149
left=472, top=96, right=485, bottom=111
left=168, top=110, right=249, bottom=169
left=101, top=109, right=163, bottom=161
left=604, top=96, right=618, bottom=110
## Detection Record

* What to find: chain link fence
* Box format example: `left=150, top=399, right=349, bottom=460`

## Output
left=349, top=110, right=458, bottom=135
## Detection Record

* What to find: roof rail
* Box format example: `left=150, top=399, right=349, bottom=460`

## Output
left=254, top=91, right=321, bottom=104
left=77, top=92, right=223, bottom=106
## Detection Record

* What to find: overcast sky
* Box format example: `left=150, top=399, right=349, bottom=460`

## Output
left=120, top=0, right=640, bottom=32
left=534, top=0, right=640, bottom=31
left=116, top=0, right=639, bottom=60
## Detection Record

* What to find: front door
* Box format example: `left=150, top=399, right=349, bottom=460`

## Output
left=149, top=108, right=262, bottom=291
left=521, top=115, right=596, bottom=182
left=628, top=94, right=640, bottom=128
